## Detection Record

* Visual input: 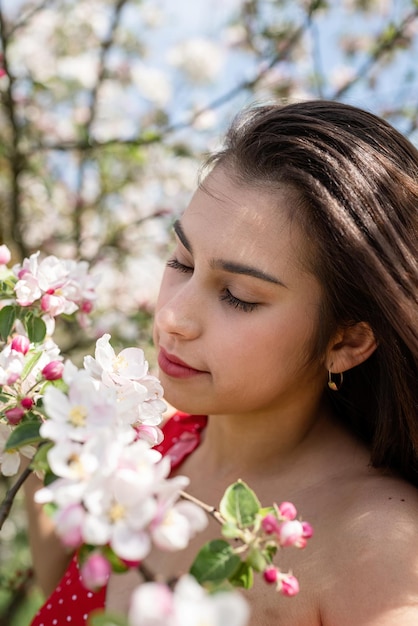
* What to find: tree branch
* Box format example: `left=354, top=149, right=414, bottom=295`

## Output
left=331, top=7, right=418, bottom=100
left=0, top=465, right=33, bottom=530
left=179, top=489, right=225, bottom=526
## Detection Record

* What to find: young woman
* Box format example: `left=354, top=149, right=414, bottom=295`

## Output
left=29, top=99, right=418, bottom=626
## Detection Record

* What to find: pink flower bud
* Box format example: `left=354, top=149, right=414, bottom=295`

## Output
left=17, top=268, right=29, bottom=279
left=261, top=513, right=280, bottom=535
left=40, top=293, right=51, bottom=312
left=279, top=574, right=300, bottom=597
left=5, top=407, right=25, bottom=425
left=263, top=566, right=279, bottom=584
left=21, top=397, right=34, bottom=410
left=0, top=244, right=11, bottom=265
left=41, top=360, right=64, bottom=380
left=11, top=335, right=30, bottom=355
left=81, top=300, right=93, bottom=314
left=277, top=520, right=305, bottom=547
left=120, top=557, right=142, bottom=568
left=80, top=553, right=111, bottom=591
left=134, top=424, right=164, bottom=447
left=7, top=372, right=20, bottom=385
left=277, top=501, right=297, bottom=521
left=302, top=521, right=314, bottom=539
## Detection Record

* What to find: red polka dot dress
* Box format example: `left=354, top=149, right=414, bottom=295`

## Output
left=30, top=413, right=207, bottom=626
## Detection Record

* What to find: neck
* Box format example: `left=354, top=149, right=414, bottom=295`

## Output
left=198, top=399, right=332, bottom=480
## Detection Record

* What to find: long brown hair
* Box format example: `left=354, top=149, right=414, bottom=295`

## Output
left=207, top=100, right=418, bottom=485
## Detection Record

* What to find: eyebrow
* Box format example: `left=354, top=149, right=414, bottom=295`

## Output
left=173, top=219, right=285, bottom=287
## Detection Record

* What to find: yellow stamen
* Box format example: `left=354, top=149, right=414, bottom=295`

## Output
left=108, top=502, right=126, bottom=523
left=113, top=354, right=128, bottom=374
left=69, top=405, right=87, bottom=427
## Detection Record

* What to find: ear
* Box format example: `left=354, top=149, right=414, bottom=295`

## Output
left=326, top=322, right=377, bottom=373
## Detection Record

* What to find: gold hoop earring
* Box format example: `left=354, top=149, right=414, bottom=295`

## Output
left=328, top=370, right=343, bottom=391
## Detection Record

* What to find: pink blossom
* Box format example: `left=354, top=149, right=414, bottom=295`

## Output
left=0, top=244, right=11, bottom=265
left=7, top=372, right=20, bottom=385
left=129, top=582, right=174, bottom=626
left=128, top=575, right=250, bottom=626
left=81, top=299, right=93, bottom=314
left=278, top=501, right=297, bottom=521
left=302, top=521, right=314, bottom=539
left=5, top=407, right=25, bottom=425
left=279, top=574, right=300, bottom=597
left=14, top=272, right=42, bottom=306
left=120, top=557, right=142, bottom=568
left=261, top=513, right=280, bottom=535
left=21, top=397, right=34, bottom=410
left=134, top=424, right=164, bottom=446
left=80, top=553, right=111, bottom=591
left=263, top=566, right=279, bottom=584
left=277, top=519, right=305, bottom=547
left=54, top=503, right=85, bottom=548
left=42, top=360, right=64, bottom=380
left=12, top=253, right=97, bottom=316
left=11, top=335, right=30, bottom=355
left=0, top=344, right=24, bottom=385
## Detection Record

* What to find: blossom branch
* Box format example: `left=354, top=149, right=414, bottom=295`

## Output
left=0, top=7, right=27, bottom=258
left=179, top=489, right=225, bottom=526
left=332, top=7, right=418, bottom=99
left=0, top=464, right=33, bottom=530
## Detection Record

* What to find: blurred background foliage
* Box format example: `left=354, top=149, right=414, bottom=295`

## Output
left=1, top=0, right=418, bottom=622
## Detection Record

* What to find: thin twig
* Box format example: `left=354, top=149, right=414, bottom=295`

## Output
left=0, top=6, right=27, bottom=258
left=27, top=0, right=322, bottom=156
left=0, top=465, right=33, bottom=530
left=5, top=0, right=57, bottom=38
left=179, top=490, right=225, bottom=525
left=73, top=0, right=129, bottom=251
left=331, top=7, right=418, bottom=100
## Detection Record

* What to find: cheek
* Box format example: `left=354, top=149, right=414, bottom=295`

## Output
left=214, top=311, right=317, bottom=375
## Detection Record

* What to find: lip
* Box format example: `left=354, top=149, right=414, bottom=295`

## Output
left=157, top=347, right=206, bottom=379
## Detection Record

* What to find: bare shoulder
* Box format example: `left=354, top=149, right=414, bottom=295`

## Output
left=320, top=469, right=418, bottom=626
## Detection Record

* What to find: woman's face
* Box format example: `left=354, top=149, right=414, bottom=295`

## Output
left=153, top=167, right=328, bottom=419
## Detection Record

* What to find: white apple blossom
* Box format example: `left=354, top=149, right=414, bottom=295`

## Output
left=80, top=440, right=168, bottom=560
left=83, top=333, right=166, bottom=427
left=0, top=423, right=35, bottom=476
left=151, top=498, right=208, bottom=552
left=167, top=37, right=224, bottom=83
left=12, top=253, right=97, bottom=315
left=57, top=54, right=100, bottom=90
left=0, top=344, right=25, bottom=385
left=40, top=371, right=120, bottom=443
left=128, top=575, right=250, bottom=626
left=46, top=439, right=101, bottom=481
left=131, top=62, right=173, bottom=107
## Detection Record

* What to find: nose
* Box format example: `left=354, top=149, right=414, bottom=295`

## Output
left=154, top=282, right=202, bottom=340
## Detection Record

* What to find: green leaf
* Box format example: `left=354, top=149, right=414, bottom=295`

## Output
left=219, top=480, right=261, bottom=528
left=246, top=545, right=267, bottom=572
left=0, top=305, right=16, bottom=340
left=89, top=611, right=128, bottom=626
left=190, top=539, right=241, bottom=585
left=32, top=441, right=54, bottom=472
left=221, top=521, right=241, bottom=539
left=5, top=421, right=42, bottom=451
left=21, top=349, right=43, bottom=379
left=24, top=313, right=47, bottom=343
left=228, top=560, right=254, bottom=589
left=102, top=546, right=129, bottom=574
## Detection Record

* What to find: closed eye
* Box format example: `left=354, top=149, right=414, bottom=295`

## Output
left=220, top=289, right=259, bottom=313
left=166, top=258, right=193, bottom=273
left=167, top=257, right=259, bottom=312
